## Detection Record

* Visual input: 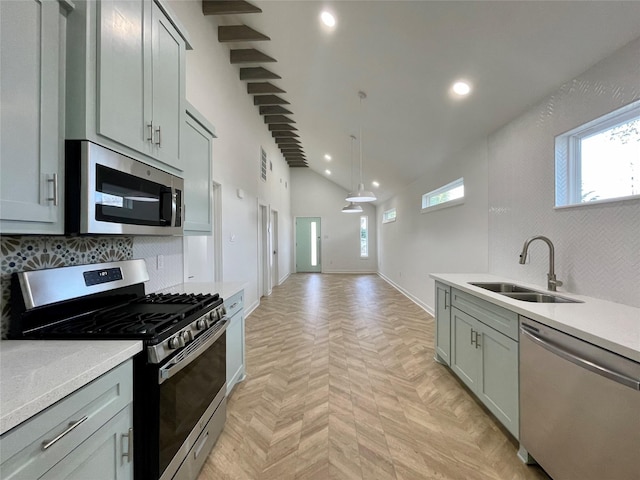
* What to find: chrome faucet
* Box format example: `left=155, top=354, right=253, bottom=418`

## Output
left=519, top=235, right=563, bottom=291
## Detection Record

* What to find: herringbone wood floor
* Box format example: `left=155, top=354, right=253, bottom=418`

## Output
left=199, top=274, right=549, bottom=480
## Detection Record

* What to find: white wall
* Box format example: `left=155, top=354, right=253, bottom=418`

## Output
left=488, top=37, right=640, bottom=307
left=166, top=1, right=292, bottom=312
left=290, top=169, right=377, bottom=273
left=377, top=140, right=489, bottom=312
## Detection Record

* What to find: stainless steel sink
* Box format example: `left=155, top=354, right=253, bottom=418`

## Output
left=469, top=282, right=582, bottom=303
left=501, top=292, right=582, bottom=303
left=469, top=282, right=538, bottom=294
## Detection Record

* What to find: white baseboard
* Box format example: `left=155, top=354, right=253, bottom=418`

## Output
left=377, top=271, right=434, bottom=316
left=321, top=270, right=378, bottom=274
left=245, top=299, right=260, bottom=318
left=277, top=272, right=290, bottom=285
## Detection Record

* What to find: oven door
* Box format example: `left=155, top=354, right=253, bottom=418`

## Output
left=157, top=320, right=228, bottom=480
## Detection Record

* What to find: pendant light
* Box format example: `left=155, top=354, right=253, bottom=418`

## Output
left=342, top=135, right=363, bottom=213
left=346, top=91, right=376, bottom=203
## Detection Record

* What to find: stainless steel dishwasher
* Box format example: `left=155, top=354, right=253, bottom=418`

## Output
left=520, top=317, right=640, bottom=480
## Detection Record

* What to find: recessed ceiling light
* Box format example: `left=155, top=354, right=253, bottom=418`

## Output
left=325, top=169, right=331, bottom=175
left=452, top=81, right=471, bottom=96
left=372, top=181, right=380, bottom=188
left=324, top=154, right=332, bottom=161
left=320, top=11, right=336, bottom=28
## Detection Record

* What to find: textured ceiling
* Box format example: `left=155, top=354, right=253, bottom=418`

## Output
left=213, top=0, right=640, bottom=203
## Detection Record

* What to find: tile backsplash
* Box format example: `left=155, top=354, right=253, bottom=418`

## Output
left=0, top=236, right=133, bottom=338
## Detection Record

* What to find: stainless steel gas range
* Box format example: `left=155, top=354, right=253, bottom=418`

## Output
left=10, top=259, right=228, bottom=480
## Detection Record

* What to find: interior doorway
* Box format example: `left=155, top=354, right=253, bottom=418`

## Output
left=258, top=203, right=270, bottom=297
left=271, top=209, right=279, bottom=287
left=295, top=217, right=321, bottom=273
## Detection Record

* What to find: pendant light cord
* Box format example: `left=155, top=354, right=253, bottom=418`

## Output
left=350, top=135, right=356, bottom=191
left=358, top=91, right=366, bottom=186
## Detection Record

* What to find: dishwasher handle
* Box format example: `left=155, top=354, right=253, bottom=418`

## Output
left=520, top=327, right=640, bottom=391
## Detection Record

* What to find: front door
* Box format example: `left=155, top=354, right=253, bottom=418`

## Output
left=295, top=217, right=321, bottom=272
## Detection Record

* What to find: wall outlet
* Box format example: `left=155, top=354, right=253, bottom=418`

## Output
left=157, top=254, right=164, bottom=269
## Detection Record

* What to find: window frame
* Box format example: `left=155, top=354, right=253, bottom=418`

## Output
left=555, top=100, right=640, bottom=208
left=382, top=208, right=396, bottom=224
left=421, top=177, right=465, bottom=213
left=359, top=215, right=368, bottom=258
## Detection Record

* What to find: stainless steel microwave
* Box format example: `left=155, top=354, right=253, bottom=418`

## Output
left=65, top=141, right=184, bottom=235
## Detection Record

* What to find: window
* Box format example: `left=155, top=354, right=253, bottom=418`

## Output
left=310, top=221, right=318, bottom=266
left=360, top=216, right=368, bottom=258
left=555, top=101, right=640, bottom=207
left=382, top=208, right=397, bottom=223
left=260, top=147, right=267, bottom=181
left=421, top=178, right=464, bottom=212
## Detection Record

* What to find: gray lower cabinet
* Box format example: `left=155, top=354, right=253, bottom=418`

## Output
left=66, top=0, right=187, bottom=173
left=441, top=286, right=520, bottom=439
left=0, top=361, right=134, bottom=480
left=183, top=104, right=216, bottom=234
left=434, top=282, right=452, bottom=365
left=0, top=0, right=72, bottom=234
left=225, top=290, right=245, bottom=395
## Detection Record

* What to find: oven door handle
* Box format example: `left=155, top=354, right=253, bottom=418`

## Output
left=158, top=318, right=229, bottom=385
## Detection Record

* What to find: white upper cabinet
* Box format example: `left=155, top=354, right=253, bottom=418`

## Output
left=0, top=0, right=72, bottom=234
left=183, top=104, right=216, bottom=234
left=67, top=0, right=188, bottom=174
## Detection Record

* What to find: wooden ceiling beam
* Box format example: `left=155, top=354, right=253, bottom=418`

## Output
left=269, top=123, right=297, bottom=131
left=230, top=49, right=276, bottom=64
left=272, top=130, right=299, bottom=138
left=265, top=114, right=294, bottom=124
left=248, top=82, right=285, bottom=94
left=287, top=163, right=308, bottom=168
left=275, top=137, right=301, bottom=145
left=240, top=67, right=280, bottom=80
left=259, top=105, right=292, bottom=115
left=253, top=95, right=289, bottom=106
left=203, top=1, right=262, bottom=15
left=218, top=25, right=270, bottom=43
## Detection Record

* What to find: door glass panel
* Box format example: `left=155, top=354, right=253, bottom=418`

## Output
left=310, top=221, right=317, bottom=266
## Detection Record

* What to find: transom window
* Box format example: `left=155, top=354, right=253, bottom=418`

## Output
left=555, top=100, right=640, bottom=207
left=382, top=208, right=396, bottom=223
left=421, top=178, right=464, bottom=212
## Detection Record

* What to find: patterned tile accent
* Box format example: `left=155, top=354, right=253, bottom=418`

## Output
left=0, top=236, right=133, bottom=338
left=488, top=38, right=640, bottom=307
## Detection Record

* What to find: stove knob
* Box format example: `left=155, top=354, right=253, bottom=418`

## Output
left=168, top=336, right=180, bottom=349
left=181, top=330, right=193, bottom=343
left=221, top=306, right=227, bottom=316
left=196, top=319, right=207, bottom=330
left=210, top=310, right=219, bottom=321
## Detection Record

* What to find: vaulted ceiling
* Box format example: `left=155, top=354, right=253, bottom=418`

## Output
left=204, top=0, right=640, bottom=203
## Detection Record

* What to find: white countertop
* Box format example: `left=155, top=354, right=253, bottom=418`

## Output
left=431, top=273, right=640, bottom=362
left=158, top=281, right=245, bottom=301
left=0, top=340, right=142, bottom=435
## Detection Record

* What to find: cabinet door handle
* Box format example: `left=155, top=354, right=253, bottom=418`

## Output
left=41, top=416, right=88, bottom=450
left=474, top=331, right=481, bottom=349
left=46, top=173, right=58, bottom=206
left=147, top=123, right=154, bottom=142
left=155, top=125, right=162, bottom=146
left=470, top=328, right=475, bottom=346
left=444, top=290, right=449, bottom=309
left=122, top=427, right=133, bottom=462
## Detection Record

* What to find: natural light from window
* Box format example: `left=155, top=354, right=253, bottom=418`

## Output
left=421, top=178, right=464, bottom=212
left=360, top=216, right=368, bottom=258
left=580, top=120, right=639, bottom=202
left=556, top=101, right=639, bottom=207
left=382, top=208, right=397, bottom=223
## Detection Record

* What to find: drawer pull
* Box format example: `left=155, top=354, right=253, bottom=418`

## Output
left=122, top=427, right=134, bottom=462
left=41, top=416, right=88, bottom=450
left=229, top=302, right=239, bottom=310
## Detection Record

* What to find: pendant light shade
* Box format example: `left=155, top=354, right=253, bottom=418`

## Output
left=346, top=184, right=376, bottom=202
left=341, top=202, right=363, bottom=213
left=347, top=91, right=376, bottom=203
